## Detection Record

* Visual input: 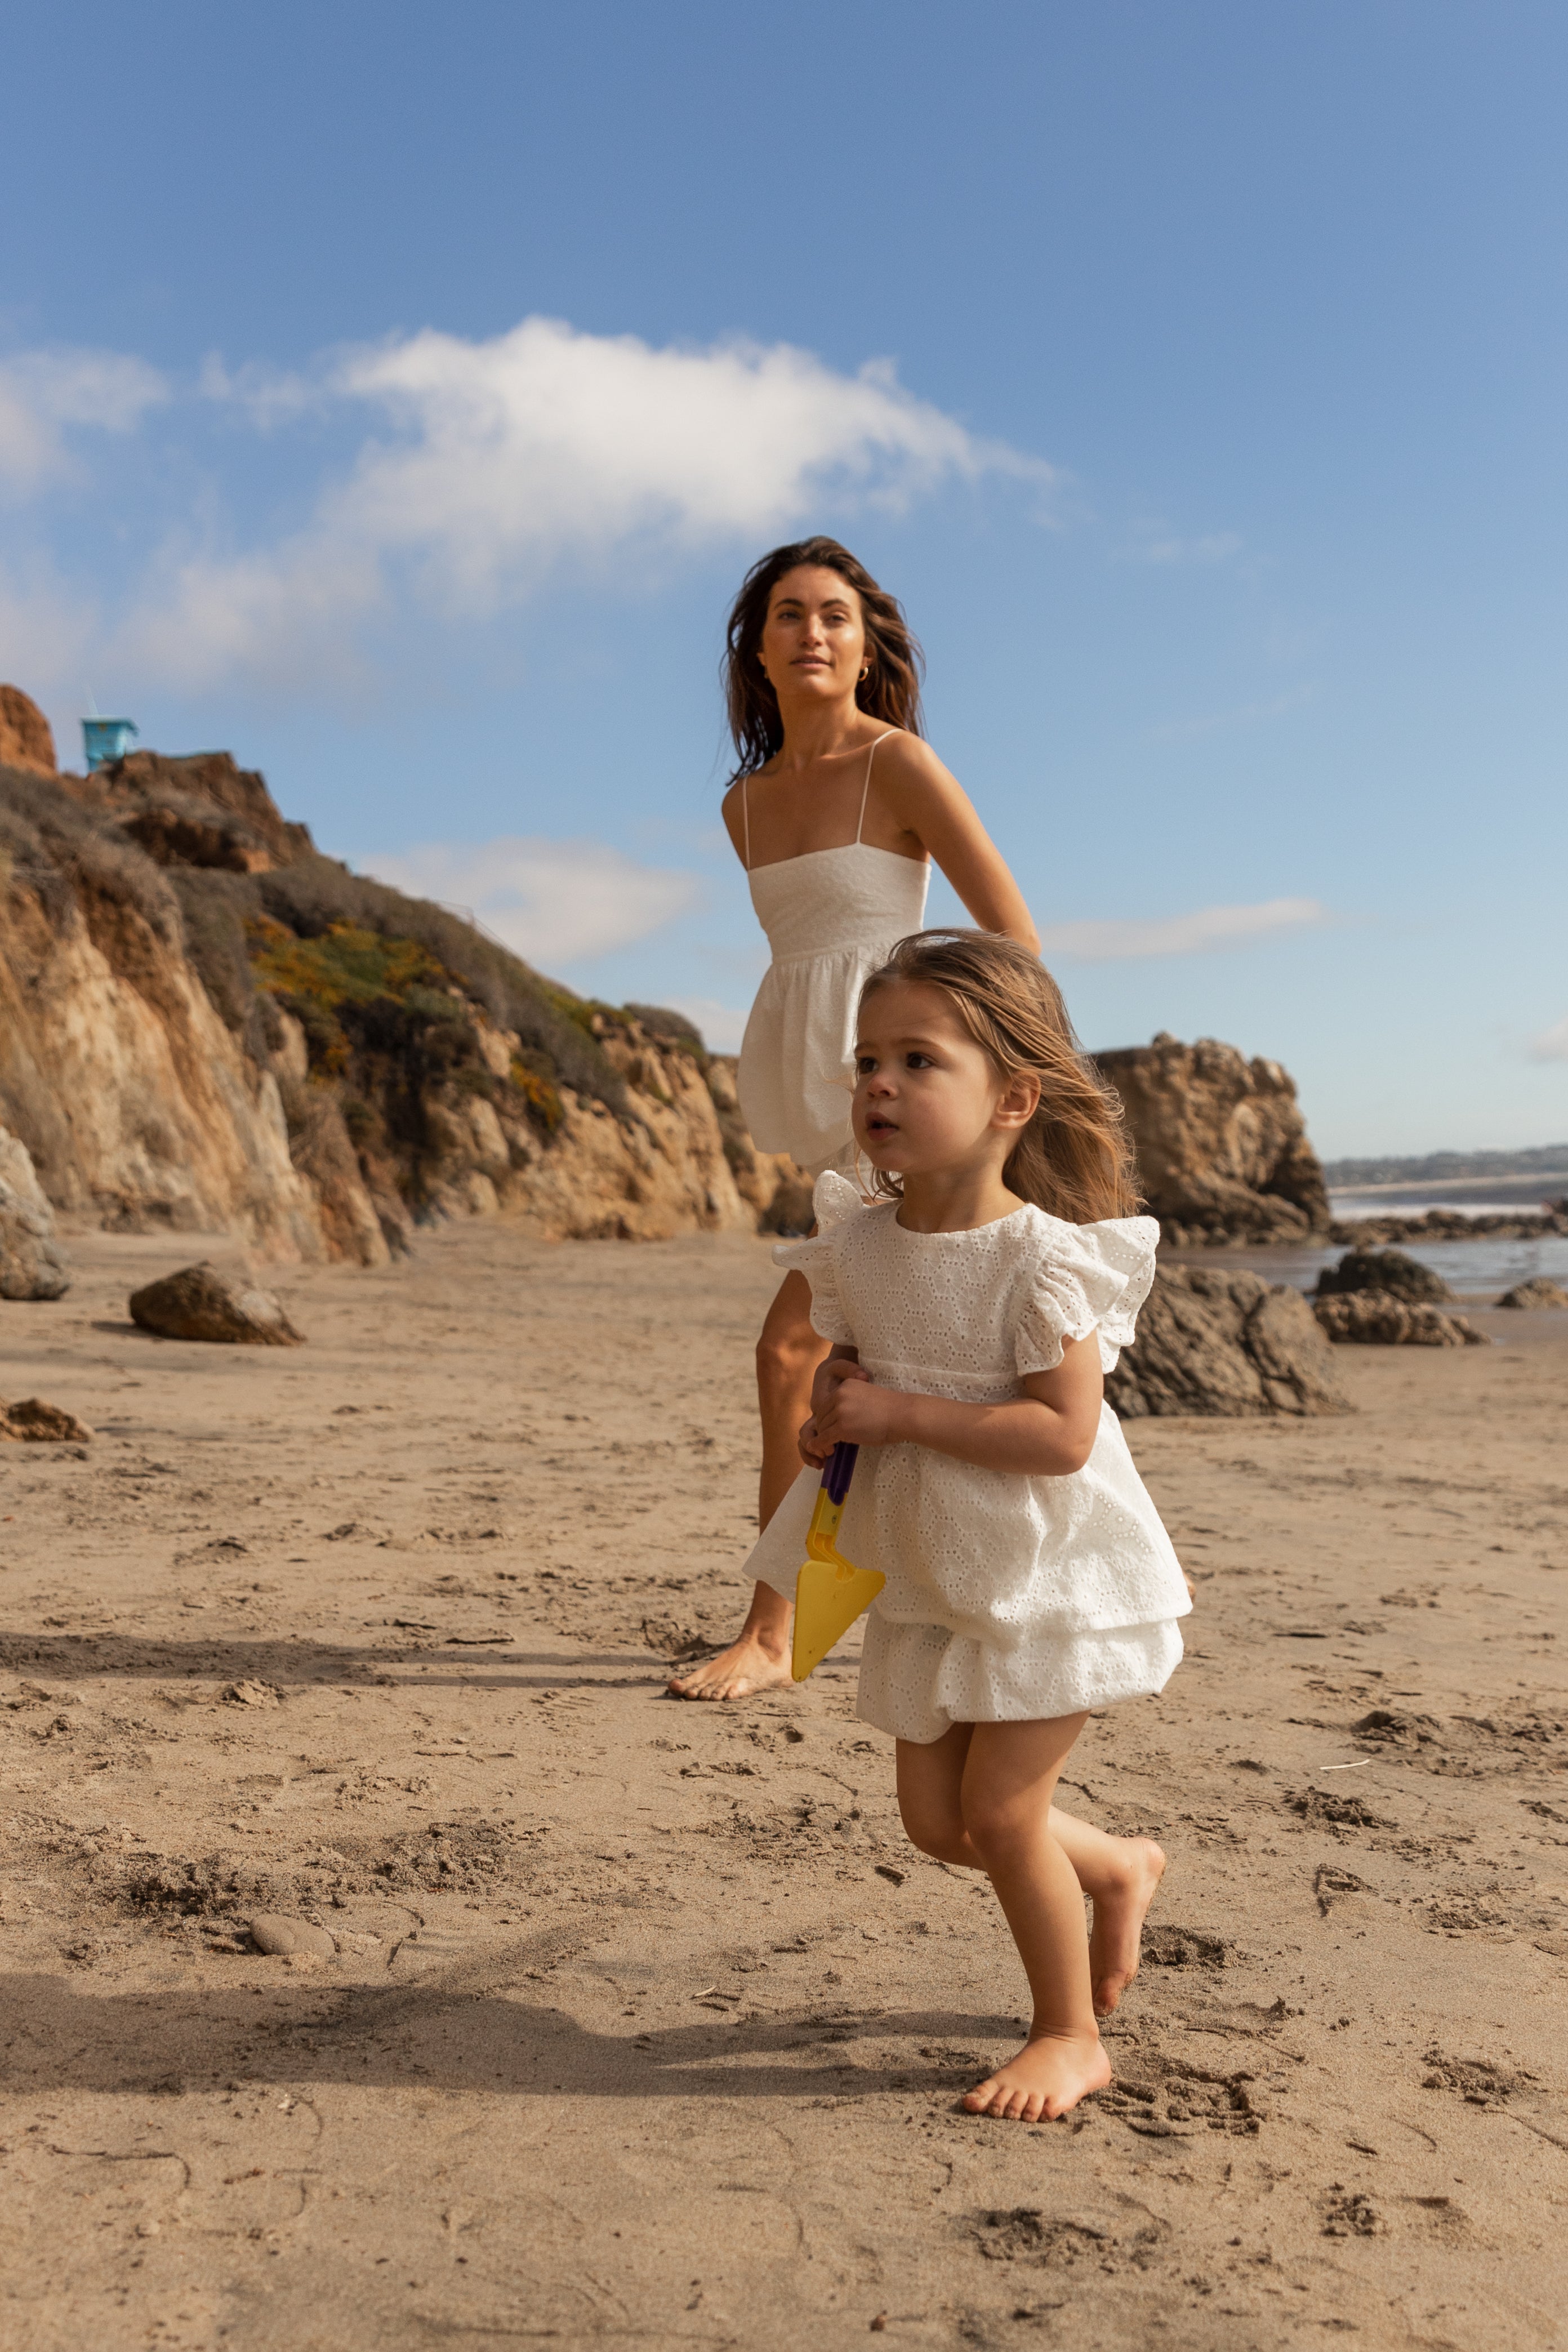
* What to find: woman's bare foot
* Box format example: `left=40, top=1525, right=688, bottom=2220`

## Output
left=1088, top=1837, right=1166, bottom=2016
left=963, top=2028, right=1111, bottom=2122
left=667, top=1628, right=793, bottom=1700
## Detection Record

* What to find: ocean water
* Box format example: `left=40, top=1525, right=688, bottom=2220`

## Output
left=1162, top=1174, right=1568, bottom=1299
left=1327, top=1172, right=1568, bottom=1221
left=1171, top=1234, right=1568, bottom=1299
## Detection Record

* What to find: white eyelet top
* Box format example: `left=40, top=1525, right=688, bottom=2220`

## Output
left=743, top=1172, right=1192, bottom=1743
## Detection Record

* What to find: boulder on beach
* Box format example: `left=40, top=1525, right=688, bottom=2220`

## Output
left=1316, top=1246, right=1452, bottom=1304
left=128, top=1262, right=305, bottom=1346
left=0, top=1128, right=71, bottom=1302
left=0, top=1397, right=93, bottom=1442
left=1095, top=1034, right=1330, bottom=1245
left=1496, top=1276, right=1568, bottom=1311
left=1106, top=1267, right=1352, bottom=1418
left=1313, top=1293, right=1487, bottom=1347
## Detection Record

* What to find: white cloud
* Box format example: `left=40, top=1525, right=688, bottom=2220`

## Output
left=139, top=315, right=1050, bottom=687
left=361, top=836, right=703, bottom=970
left=1040, top=897, right=1329, bottom=963
left=0, top=348, right=167, bottom=490
left=1, top=316, right=1049, bottom=697
left=1529, top=1014, right=1568, bottom=1062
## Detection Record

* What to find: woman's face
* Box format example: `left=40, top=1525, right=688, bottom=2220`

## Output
left=759, top=565, right=867, bottom=706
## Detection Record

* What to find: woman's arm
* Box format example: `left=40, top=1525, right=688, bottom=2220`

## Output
left=809, top=1337, right=1102, bottom=1476
left=882, top=737, right=1040, bottom=952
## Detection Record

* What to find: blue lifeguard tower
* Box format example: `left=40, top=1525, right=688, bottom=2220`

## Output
left=82, top=716, right=139, bottom=770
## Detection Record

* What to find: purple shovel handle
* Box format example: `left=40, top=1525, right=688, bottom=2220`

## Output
left=821, top=1441, right=858, bottom=1507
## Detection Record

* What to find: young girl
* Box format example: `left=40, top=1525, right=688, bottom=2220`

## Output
left=742, top=929, right=1191, bottom=2123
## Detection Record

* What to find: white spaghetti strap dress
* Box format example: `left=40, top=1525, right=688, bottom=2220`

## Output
left=743, top=1173, right=1192, bottom=1743
left=736, top=736, right=929, bottom=1177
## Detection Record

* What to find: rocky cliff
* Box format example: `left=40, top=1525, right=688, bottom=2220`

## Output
left=1096, top=1032, right=1329, bottom=1245
left=0, top=687, right=807, bottom=1265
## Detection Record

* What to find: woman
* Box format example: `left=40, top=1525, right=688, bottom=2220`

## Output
left=670, top=535, right=1039, bottom=1700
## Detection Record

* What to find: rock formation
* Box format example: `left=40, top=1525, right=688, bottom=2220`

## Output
left=0, top=1397, right=92, bottom=1441
left=1106, top=1267, right=1351, bottom=1418
left=1313, top=1294, right=1487, bottom=1347
left=0, top=1127, right=72, bottom=1300
left=1331, top=1206, right=1568, bottom=1244
left=59, top=749, right=314, bottom=873
left=1497, top=1276, right=1568, bottom=1310
left=128, top=1263, right=305, bottom=1346
left=1096, top=1033, right=1329, bottom=1245
left=1316, top=1247, right=1453, bottom=1304
left=0, top=691, right=813, bottom=1264
left=0, top=685, right=56, bottom=776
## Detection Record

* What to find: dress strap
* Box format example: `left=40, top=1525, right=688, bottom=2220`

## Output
left=856, top=733, right=896, bottom=844
left=741, top=776, right=751, bottom=871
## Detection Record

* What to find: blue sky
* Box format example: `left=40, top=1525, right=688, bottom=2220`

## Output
left=2, top=1, right=1565, bottom=1155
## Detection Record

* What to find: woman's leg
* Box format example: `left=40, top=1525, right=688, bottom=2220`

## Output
left=668, top=1269, right=828, bottom=1700
left=898, top=1732, right=1164, bottom=2018
left=957, top=1714, right=1111, bottom=2121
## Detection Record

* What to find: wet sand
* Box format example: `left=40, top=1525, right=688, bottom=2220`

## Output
left=1, top=1220, right=1565, bottom=2351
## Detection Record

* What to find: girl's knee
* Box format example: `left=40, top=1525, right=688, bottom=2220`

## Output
left=961, top=1792, right=1041, bottom=1860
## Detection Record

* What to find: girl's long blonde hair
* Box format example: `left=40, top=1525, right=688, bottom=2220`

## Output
left=858, top=930, right=1141, bottom=1224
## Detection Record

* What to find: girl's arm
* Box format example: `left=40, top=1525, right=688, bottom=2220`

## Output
left=882, top=737, right=1040, bottom=952
left=809, top=1338, right=1102, bottom=1476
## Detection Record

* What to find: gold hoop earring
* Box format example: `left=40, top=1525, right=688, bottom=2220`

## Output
left=858, top=664, right=870, bottom=682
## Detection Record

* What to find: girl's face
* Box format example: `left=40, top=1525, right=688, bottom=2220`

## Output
left=852, top=981, right=1038, bottom=1179
left=759, top=566, right=867, bottom=707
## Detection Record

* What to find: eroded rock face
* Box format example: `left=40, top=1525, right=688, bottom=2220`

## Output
left=1107, top=1267, right=1351, bottom=1418
left=0, top=734, right=815, bottom=1258
left=1313, top=1294, right=1488, bottom=1347
left=1096, top=1034, right=1329, bottom=1245
left=59, top=750, right=314, bottom=874
left=128, top=1262, right=305, bottom=1346
left=0, top=838, right=327, bottom=1262
left=0, top=686, right=56, bottom=777
left=0, top=1126, right=70, bottom=1300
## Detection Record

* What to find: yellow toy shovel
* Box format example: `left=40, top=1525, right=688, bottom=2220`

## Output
left=791, top=1442, right=884, bottom=1681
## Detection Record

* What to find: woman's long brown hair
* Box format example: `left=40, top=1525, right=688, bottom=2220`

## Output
left=858, top=931, right=1142, bottom=1225
left=722, top=536, right=925, bottom=781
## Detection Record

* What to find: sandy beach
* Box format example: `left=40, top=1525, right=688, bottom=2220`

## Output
left=2, top=1219, right=1565, bottom=2352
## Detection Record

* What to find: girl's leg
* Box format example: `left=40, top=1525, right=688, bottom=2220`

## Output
left=959, top=1714, right=1110, bottom=2121
left=898, top=1737, right=1165, bottom=2019
left=1047, top=1808, right=1166, bottom=2019
left=669, top=1270, right=829, bottom=1701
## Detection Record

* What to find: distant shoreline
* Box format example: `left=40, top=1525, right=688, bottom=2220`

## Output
left=1323, top=1147, right=1568, bottom=1186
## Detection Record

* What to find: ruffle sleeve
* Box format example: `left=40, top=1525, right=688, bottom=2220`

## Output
left=1014, top=1214, right=1160, bottom=1377
left=769, top=1170, right=866, bottom=1346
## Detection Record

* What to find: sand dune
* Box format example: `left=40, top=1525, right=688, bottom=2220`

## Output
left=1, top=1220, right=1564, bottom=2350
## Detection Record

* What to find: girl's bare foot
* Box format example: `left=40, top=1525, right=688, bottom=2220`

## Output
left=963, top=2028, right=1111, bottom=2122
left=667, top=1629, right=793, bottom=1700
left=1088, top=1837, right=1166, bottom=2016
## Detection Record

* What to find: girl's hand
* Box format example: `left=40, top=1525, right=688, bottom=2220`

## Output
left=813, top=1358, right=905, bottom=1449
left=797, top=1413, right=832, bottom=1469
